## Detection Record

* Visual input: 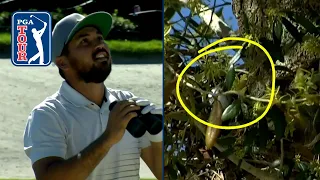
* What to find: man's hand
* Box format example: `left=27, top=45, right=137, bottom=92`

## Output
left=129, top=97, right=162, bottom=115
left=130, top=97, right=163, bottom=180
left=31, top=100, right=140, bottom=180
left=104, top=100, right=140, bottom=146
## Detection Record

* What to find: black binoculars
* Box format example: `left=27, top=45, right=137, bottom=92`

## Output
left=109, top=101, right=163, bottom=138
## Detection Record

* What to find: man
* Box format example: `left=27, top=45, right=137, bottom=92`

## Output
left=23, top=11, right=163, bottom=180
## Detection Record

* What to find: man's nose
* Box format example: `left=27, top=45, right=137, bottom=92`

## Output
left=94, top=43, right=106, bottom=52
left=96, top=42, right=110, bottom=52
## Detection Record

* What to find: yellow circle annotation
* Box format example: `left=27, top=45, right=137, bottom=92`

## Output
left=175, top=37, right=276, bottom=130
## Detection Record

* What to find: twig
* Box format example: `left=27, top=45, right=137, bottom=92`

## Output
left=198, top=2, right=232, bottom=13
left=223, top=91, right=270, bottom=102
left=178, top=10, right=210, bottom=46
left=244, top=159, right=272, bottom=166
left=165, top=60, right=214, bottom=95
left=211, top=174, right=216, bottom=180
left=165, top=60, right=309, bottom=105
left=247, top=95, right=271, bottom=103
left=176, top=10, right=204, bottom=49
left=199, top=0, right=217, bottom=45
left=168, top=18, right=183, bottom=25
left=280, top=138, right=284, bottom=170
left=185, top=82, right=213, bottom=95
left=235, top=69, right=249, bottom=74
left=212, top=170, right=223, bottom=179
left=192, top=120, right=278, bottom=180
left=282, top=98, right=307, bottom=104
left=305, top=133, right=320, bottom=148
left=197, top=171, right=208, bottom=177
left=164, top=60, right=176, bottom=75
left=223, top=90, right=308, bottom=104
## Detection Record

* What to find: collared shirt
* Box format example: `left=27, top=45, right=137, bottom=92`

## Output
left=23, top=81, right=151, bottom=180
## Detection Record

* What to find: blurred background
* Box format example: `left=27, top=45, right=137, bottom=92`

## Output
left=0, top=0, right=162, bottom=40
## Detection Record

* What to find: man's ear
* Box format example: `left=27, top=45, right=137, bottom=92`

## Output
left=55, top=56, right=69, bottom=70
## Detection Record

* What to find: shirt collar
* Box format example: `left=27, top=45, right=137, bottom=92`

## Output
left=58, top=81, right=108, bottom=107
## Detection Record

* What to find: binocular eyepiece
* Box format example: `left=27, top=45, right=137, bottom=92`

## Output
left=109, top=101, right=163, bottom=138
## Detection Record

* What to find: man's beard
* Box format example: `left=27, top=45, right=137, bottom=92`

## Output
left=77, top=61, right=112, bottom=83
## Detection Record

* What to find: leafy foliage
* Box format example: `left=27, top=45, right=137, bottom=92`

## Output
left=164, top=0, right=320, bottom=179
left=0, top=8, right=137, bottom=38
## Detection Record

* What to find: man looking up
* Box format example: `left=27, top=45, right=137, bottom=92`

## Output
left=23, top=11, right=163, bottom=180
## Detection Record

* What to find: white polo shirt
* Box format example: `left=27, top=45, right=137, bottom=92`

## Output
left=23, top=81, right=151, bottom=180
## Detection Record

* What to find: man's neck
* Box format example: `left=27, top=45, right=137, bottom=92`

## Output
left=66, top=80, right=106, bottom=107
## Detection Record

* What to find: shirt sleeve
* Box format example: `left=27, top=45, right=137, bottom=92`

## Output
left=139, top=132, right=152, bottom=149
left=23, top=107, right=67, bottom=165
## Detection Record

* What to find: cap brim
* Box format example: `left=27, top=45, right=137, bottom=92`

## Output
left=66, top=12, right=113, bottom=43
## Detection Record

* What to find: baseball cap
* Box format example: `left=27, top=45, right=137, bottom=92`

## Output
left=52, top=11, right=113, bottom=64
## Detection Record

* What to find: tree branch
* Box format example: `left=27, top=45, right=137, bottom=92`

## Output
left=223, top=90, right=308, bottom=104
left=164, top=60, right=215, bottom=96
left=305, top=133, right=320, bottom=148
left=280, top=138, right=284, bottom=170
left=192, top=120, right=278, bottom=180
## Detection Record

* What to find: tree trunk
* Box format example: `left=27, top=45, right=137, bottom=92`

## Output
left=232, top=0, right=320, bottom=96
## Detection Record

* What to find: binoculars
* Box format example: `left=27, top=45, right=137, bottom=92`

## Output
left=109, top=101, right=163, bottom=138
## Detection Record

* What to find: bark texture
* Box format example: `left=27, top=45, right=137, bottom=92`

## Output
left=232, top=0, right=320, bottom=96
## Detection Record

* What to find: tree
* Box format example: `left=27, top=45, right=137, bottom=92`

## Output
left=164, top=0, right=320, bottom=179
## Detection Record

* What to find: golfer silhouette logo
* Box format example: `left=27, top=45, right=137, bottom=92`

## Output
left=11, top=11, right=52, bottom=66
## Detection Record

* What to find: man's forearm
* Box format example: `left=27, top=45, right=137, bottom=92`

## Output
left=45, top=133, right=112, bottom=180
left=151, top=141, right=163, bottom=180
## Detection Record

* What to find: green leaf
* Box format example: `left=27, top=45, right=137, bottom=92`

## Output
left=296, top=172, right=307, bottom=180
left=220, top=147, right=235, bottom=158
left=243, top=145, right=251, bottom=154
left=229, top=49, right=242, bottom=65
left=282, top=39, right=298, bottom=56
left=164, top=8, right=176, bottom=22
left=171, top=33, right=192, bottom=45
left=313, top=141, right=320, bottom=154
left=294, top=14, right=320, bottom=35
left=297, top=161, right=309, bottom=172
left=176, top=160, right=187, bottom=177
left=221, top=99, right=241, bottom=121
left=306, top=176, right=312, bottom=180
left=267, top=106, right=287, bottom=140
left=298, top=105, right=315, bottom=120
left=216, top=7, right=223, bottom=18
left=189, top=18, right=200, bottom=28
left=188, top=90, right=196, bottom=114
left=258, top=118, right=270, bottom=149
left=225, top=65, right=236, bottom=90
left=275, top=65, right=293, bottom=73
left=240, top=102, right=250, bottom=121
left=168, top=164, right=178, bottom=179
left=164, top=25, right=172, bottom=37
left=311, top=73, right=320, bottom=87
left=273, top=18, right=283, bottom=45
left=260, top=38, right=284, bottom=62
left=281, top=17, right=303, bottom=43
left=313, top=109, right=320, bottom=134
left=217, top=136, right=236, bottom=147
left=244, top=128, right=258, bottom=146
left=166, top=111, right=190, bottom=122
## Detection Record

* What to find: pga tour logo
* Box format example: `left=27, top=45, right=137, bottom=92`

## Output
left=11, top=11, right=52, bottom=66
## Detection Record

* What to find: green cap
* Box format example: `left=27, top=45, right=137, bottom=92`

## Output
left=52, top=11, right=113, bottom=64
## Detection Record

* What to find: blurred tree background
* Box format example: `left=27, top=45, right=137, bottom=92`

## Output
left=164, top=0, right=320, bottom=179
left=0, top=0, right=162, bottom=40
